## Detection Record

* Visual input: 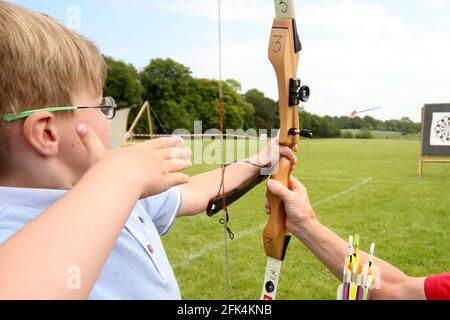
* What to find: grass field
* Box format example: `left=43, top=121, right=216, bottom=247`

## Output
left=162, top=138, right=449, bottom=300
left=341, top=129, right=420, bottom=140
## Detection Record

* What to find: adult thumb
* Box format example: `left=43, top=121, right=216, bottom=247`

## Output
left=76, top=124, right=106, bottom=164
left=267, top=179, right=292, bottom=202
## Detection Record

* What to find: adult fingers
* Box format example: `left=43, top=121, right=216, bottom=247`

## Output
left=290, top=176, right=307, bottom=195
left=267, top=179, right=293, bottom=202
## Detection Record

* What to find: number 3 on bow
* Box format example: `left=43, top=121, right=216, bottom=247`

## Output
left=261, top=0, right=310, bottom=301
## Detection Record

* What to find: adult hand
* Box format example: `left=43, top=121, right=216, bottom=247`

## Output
left=266, top=176, right=316, bottom=233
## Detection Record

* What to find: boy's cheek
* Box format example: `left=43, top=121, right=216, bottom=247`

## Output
left=58, top=112, right=110, bottom=166
left=95, top=120, right=111, bottom=148
left=103, top=121, right=112, bottom=143
left=76, top=110, right=111, bottom=147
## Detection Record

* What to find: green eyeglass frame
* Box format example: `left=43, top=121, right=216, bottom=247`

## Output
left=2, top=96, right=117, bottom=122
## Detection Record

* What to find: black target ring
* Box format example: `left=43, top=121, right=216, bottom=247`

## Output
left=434, top=117, right=450, bottom=142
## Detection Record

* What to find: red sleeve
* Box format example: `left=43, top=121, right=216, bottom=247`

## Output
left=424, top=273, right=450, bottom=300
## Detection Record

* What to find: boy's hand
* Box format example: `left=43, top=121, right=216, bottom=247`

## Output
left=250, top=139, right=297, bottom=172
left=77, top=124, right=192, bottom=198
left=265, top=176, right=317, bottom=233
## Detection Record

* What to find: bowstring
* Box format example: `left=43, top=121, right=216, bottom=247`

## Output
left=218, top=0, right=231, bottom=300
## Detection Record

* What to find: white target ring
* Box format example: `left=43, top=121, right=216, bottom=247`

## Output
left=434, top=117, right=450, bottom=142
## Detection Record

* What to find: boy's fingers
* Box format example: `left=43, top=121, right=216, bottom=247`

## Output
left=76, top=124, right=106, bottom=160
left=146, top=136, right=184, bottom=150
left=279, top=146, right=296, bottom=162
left=160, top=147, right=192, bottom=160
left=264, top=199, right=271, bottom=214
left=166, top=173, right=190, bottom=187
left=166, top=159, right=192, bottom=173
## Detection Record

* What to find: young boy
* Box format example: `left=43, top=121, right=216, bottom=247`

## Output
left=0, top=2, right=295, bottom=299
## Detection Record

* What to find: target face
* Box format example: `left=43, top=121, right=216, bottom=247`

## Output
left=430, top=113, right=450, bottom=146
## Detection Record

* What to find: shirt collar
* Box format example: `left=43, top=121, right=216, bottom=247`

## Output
left=0, top=186, right=68, bottom=210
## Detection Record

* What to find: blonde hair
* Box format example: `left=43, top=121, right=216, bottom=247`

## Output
left=0, top=1, right=106, bottom=173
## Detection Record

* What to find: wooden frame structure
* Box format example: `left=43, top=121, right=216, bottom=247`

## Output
left=123, top=101, right=154, bottom=147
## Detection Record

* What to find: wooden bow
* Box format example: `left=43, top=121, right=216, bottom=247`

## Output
left=261, top=0, right=310, bottom=300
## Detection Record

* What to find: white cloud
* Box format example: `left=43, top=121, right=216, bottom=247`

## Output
left=300, top=0, right=408, bottom=38
left=419, top=0, right=449, bottom=8
left=294, top=1, right=450, bottom=121
left=109, top=0, right=273, bottom=23
left=101, top=0, right=449, bottom=121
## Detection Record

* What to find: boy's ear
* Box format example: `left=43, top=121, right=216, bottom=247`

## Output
left=22, top=113, right=60, bottom=157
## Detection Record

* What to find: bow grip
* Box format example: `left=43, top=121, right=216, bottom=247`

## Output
left=263, top=156, right=292, bottom=260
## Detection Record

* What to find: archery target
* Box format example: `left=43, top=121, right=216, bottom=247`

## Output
left=421, top=104, right=450, bottom=156
left=430, top=113, right=450, bottom=146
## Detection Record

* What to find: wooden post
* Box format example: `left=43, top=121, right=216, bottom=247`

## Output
left=127, top=101, right=149, bottom=137
left=122, top=101, right=155, bottom=147
left=418, top=157, right=423, bottom=178
left=146, top=102, right=154, bottom=138
left=419, top=107, right=424, bottom=178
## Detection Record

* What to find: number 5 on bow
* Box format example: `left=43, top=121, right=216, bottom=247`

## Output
left=261, top=0, right=310, bottom=301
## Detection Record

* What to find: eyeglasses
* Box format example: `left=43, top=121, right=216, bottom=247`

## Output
left=2, top=96, right=117, bottom=122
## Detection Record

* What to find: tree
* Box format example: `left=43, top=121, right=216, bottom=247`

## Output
left=104, top=56, right=143, bottom=109
left=342, top=131, right=354, bottom=139
left=140, top=58, right=253, bottom=133
left=356, top=129, right=374, bottom=139
left=337, top=116, right=352, bottom=129
left=104, top=55, right=422, bottom=138
left=363, top=116, right=380, bottom=130
left=226, top=79, right=242, bottom=93
left=140, top=58, right=195, bottom=132
left=318, top=116, right=341, bottom=138
left=399, top=117, right=418, bottom=135
left=299, top=112, right=340, bottom=138
left=189, top=79, right=254, bottom=131
left=351, top=117, right=364, bottom=129
left=104, top=56, right=147, bottom=134
left=244, top=89, right=278, bottom=133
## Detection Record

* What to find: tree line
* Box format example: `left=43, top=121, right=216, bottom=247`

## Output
left=104, top=56, right=421, bottom=138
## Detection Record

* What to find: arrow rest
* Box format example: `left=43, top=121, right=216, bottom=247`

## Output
left=289, top=128, right=313, bottom=138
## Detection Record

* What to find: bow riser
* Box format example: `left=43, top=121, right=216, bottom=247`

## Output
left=264, top=158, right=291, bottom=260
left=269, top=19, right=300, bottom=148
left=262, top=0, right=309, bottom=300
left=264, top=16, right=300, bottom=262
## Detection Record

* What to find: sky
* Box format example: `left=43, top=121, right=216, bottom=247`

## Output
left=9, top=0, right=450, bottom=122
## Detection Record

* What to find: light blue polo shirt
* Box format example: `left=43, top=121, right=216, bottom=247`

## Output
left=0, top=186, right=182, bottom=300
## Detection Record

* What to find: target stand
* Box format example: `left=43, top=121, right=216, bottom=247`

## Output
left=418, top=104, right=450, bottom=177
